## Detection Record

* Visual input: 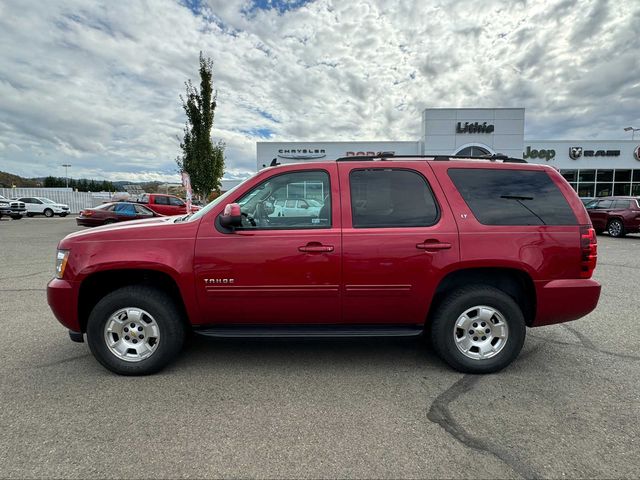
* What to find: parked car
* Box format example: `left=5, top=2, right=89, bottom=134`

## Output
left=15, top=197, right=70, bottom=217
left=137, top=193, right=199, bottom=216
left=0, top=195, right=26, bottom=220
left=48, top=154, right=600, bottom=375
left=271, top=198, right=322, bottom=218
left=584, top=196, right=640, bottom=237
left=76, top=202, right=161, bottom=227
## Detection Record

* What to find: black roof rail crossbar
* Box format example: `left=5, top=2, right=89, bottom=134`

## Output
left=335, top=153, right=527, bottom=163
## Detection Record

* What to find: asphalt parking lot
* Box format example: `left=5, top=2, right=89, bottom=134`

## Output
left=1, top=217, right=639, bottom=479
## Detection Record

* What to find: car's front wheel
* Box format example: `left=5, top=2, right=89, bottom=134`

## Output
left=86, top=286, right=186, bottom=375
left=607, top=219, right=626, bottom=238
left=10, top=215, right=22, bottom=220
left=429, top=285, right=526, bottom=374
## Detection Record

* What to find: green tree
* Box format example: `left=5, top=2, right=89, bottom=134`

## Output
left=176, top=52, right=225, bottom=197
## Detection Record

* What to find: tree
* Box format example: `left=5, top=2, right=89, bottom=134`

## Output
left=176, top=52, right=225, bottom=197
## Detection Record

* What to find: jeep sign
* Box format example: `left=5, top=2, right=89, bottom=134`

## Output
left=523, top=146, right=556, bottom=161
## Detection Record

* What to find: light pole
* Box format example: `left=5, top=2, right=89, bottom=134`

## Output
left=624, top=127, right=639, bottom=140
left=61, top=164, right=71, bottom=188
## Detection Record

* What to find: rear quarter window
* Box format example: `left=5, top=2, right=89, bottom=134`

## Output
left=448, top=168, right=577, bottom=226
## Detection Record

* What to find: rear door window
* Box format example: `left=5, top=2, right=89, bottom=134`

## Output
left=349, top=169, right=439, bottom=228
left=154, top=196, right=169, bottom=205
left=613, top=200, right=631, bottom=209
left=448, top=168, right=577, bottom=226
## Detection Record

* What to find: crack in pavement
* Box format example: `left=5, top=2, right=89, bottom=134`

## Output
left=529, top=333, right=640, bottom=361
left=0, top=270, right=49, bottom=280
left=33, top=353, right=91, bottom=369
left=0, top=288, right=46, bottom=292
left=561, top=324, right=640, bottom=361
left=427, top=374, right=541, bottom=479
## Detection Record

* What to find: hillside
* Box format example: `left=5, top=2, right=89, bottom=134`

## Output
left=0, top=171, right=40, bottom=188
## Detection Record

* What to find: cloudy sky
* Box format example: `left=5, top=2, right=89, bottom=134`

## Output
left=0, top=0, right=638, bottom=182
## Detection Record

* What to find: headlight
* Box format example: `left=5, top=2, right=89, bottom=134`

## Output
left=55, top=250, right=70, bottom=279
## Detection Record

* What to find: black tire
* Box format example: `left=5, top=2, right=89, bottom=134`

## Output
left=429, top=285, right=526, bottom=374
left=59, top=213, right=68, bottom=217
left=607, top=218, right=626, bottom=238
left=86, top=285, right=186, bottom=375
left=43, top=208, right=54, bottom=218
left=26, top=212, right=34, bottom=217
left=10, top=215, right=22, bottom=220
left=103, top=219, right=116, bottom=225
left=594, top=229, right=604, bottom=235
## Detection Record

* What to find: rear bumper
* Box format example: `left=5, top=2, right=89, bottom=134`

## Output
left=47, top=278, right=81, bottom=331
left=532, top=278, right=601, bottom=327
left=76, top=217, right=101, bottom=227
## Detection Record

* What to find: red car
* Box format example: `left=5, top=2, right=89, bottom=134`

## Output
left=138, top=193, right=199, bottom=216
left=48, top=154, right=600, bottom=375
left=585, top=196, right=640, bottom=237
left=76, top=202, right=161, bottom=227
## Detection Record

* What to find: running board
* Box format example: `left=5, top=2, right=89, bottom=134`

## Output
left=193, top=325, right=424, bottom=338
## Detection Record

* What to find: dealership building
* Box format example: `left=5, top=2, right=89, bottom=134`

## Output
left=257, top=108, right=640, bottom=198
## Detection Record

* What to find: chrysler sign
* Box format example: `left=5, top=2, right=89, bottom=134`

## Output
left=277, top=148, right=326, bottom=160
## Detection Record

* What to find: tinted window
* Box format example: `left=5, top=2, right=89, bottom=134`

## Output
left=169, top=197, right=184, bottom=206
left=155, top=196, right=169, bottom=205
left=597, top=200, right=613, bottom=209
left=448, top=168, right=577, bottom=226
left=234, top=170, right=331, bottom=229
left=349, top=169, right=439, bottom=228
left=613, top=200, right=631, bottom=209
left=114, top=203, right=136, bottom=216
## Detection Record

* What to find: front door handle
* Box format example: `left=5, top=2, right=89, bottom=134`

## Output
left=299, top=242, right=334, bottom=253
left=416, top=240, right=452, bottom=251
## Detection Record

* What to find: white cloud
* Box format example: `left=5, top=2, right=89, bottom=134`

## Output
left=0, top=0, right=638, bottom=181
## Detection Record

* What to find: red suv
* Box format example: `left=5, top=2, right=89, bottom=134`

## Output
left=138, top=193, right=196, bottom=216
left=585, top=196, right=640, bottom=237
left=47, top=155, right=601, bottom=375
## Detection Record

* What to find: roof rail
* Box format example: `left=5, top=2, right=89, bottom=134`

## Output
left=335, top=153, right=527, bottom=163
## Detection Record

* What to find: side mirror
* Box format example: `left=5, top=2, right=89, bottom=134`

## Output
left=220, top=203, right=242, bottom=229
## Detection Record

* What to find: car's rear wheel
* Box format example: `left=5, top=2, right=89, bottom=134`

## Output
left=103, top=219, right=116, bottom=225
left=86, top=286, right=186, bottom=375
left=607, top=219, right=626, bottom=238
left=43, top=208, right=54, bottom=218
left=26, top=212, right=34, bottom=217
left=429, top=285, right=526, bottom=374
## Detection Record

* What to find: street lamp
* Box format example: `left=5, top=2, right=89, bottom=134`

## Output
left=624, top=127, right=639, bottom=140
left=61, top=164, right=71, bottom=188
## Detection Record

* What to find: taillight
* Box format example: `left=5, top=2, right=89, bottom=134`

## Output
left=81, top=210, right=93, bottom=217
left=579, top=225, right=597, bottom=278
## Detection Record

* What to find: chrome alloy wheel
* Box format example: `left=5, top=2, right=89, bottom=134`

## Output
left=104, top=308, right=160, bottom=362
left=453, top=305, right=509, bottom=360
left=608, top=220, right=622, bottom=237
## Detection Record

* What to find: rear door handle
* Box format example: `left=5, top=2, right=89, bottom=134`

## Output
left=299, top=242, right=334, bottom=253
left=416, top=240, right=452, bottom=251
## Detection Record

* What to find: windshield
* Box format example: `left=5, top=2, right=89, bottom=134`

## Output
left=40, top=198, right=56, bottom=204
left=186, top=176, right=254, bottom=222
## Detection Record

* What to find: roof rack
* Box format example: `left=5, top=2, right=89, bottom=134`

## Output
left=335, top=153, right=527, bottom=164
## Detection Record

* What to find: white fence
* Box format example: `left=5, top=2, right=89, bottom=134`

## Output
left=0, top=188, right=117, bottom=213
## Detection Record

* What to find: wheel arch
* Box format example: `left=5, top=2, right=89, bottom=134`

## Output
left=428, top=267, right=537, bottom=327
left=78, top=268, right=191, bottom=333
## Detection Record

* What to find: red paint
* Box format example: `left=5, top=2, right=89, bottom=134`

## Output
left=48, top=159, right=601, bottom=333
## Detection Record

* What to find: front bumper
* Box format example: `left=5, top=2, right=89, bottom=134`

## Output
left=47, top=277, right=81, bottom=332
left=0, top=209, right=26, bottom=216
left=532, top=278, right=601, bottom=327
